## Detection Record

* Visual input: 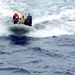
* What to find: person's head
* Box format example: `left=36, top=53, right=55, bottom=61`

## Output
left=15, top=13, right=17, bottom=14
left=14, top=13, right=17, bottom=16
left=28, top=13, right=30, bottom=16
left=22, top=14, right=25, bottom=18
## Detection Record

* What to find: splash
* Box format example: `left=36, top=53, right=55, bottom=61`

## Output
left=27, top=24, right=74, bottom=37
left=0, top=0, right=75, bottom=38
left=29, top=9, right=75, bottom=37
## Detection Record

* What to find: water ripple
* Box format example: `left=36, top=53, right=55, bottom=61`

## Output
left=30, top=47, right=65, bottom=59
left=33, top=70, right=44, bottom=73
left=26, top=60, right=42, bottom=64
left=0, top=63, right=3, bottom=65
left=0, top=67, right=30, bottom=74
left=0, top=45, right=6, bottom=49
left=0, top=51, right=10, bottom=55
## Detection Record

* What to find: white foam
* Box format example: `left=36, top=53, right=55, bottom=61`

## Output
left=0, top=1, right=14, bottom=36
left=33, top=9, right=75, bottom=25
left=0, top=1, right=15, bottom=17
left=0, top=0, right=75, bottom=37
left=33, top=14, right=60, bottom=25
left=31, top=9, right=75, bottom=37
left=27, top=25, right=74, bottom=38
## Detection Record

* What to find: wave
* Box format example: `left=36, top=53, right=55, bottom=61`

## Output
left=0, top=67, right=30, bottom=74
left=28, top=47, right=65, bottom=59
left=0, top=51, right=10, bottom=55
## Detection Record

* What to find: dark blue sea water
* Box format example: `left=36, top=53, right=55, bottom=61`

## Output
left=0, top=0, right=75, bottom=75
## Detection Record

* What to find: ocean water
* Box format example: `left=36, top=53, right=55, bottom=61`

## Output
left=0, top=0, right=75, bottom=75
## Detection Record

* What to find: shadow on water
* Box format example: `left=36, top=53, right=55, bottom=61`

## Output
left=8, top=35, right=33, bottom=45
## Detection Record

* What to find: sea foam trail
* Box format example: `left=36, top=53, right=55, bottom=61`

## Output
left=33, top=9, right=75, bottom=25
left=29, top=9, right=75, bottom=37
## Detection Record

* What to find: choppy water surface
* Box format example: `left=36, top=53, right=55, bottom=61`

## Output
left=0, top=0, right=75, bottom=75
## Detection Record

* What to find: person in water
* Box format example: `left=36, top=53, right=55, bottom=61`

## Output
left=19, top=14, right=27, bottom=24
left=13, top=13, right=19, bottom=24
left=24, top=13, right=32, bottom=26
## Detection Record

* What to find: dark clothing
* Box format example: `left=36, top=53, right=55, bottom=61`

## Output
left=14, top=21, right=18, bottom=24
left=24, top=19, right=28, bottom=25
left=26, top=15, right=32, bottom=26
